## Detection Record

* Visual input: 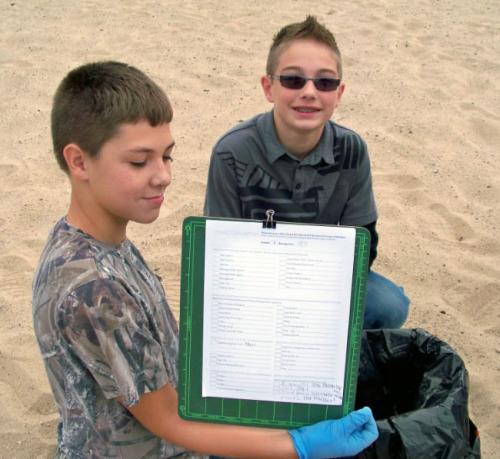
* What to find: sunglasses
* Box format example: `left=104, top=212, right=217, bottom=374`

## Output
left=271, top=74, right=341, bottom=92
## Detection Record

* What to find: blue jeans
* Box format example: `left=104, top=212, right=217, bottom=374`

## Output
left=363, top=270, right=409, bottom=329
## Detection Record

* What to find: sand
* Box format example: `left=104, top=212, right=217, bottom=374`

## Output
left=1, top=0, right=499, bottom=457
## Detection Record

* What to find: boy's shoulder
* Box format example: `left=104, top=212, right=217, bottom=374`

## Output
left=214, top=113, right=366, bottom=152
left=33, top=219, right=141, bottom=305
left=34, top=220, right=99, bottom=300
left=37, top=219, right=110, bottom=271
left=329, top=120, right=367, bottom=145
left=214, top=113, right=264, bottom=151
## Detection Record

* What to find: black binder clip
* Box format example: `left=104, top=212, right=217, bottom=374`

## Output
left=263, top=209, right=276, bottom=229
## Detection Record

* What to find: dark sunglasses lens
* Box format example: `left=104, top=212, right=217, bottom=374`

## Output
left=314, top=78, right=340, bottom=91
left=278, top=75, right=340, bottom=91
left=279, top=75, right=306, bottom=89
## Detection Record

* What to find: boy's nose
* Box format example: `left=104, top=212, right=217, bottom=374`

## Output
left=152, top=162, right=172, bottom=188
left=300, top=79, right=318, bottom=97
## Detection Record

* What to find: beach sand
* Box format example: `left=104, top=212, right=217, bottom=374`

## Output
left=1, top=0, right=499, bottom=457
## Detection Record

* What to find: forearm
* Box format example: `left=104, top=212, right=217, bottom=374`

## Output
left=126, top=384, right=378, bottom=458
left=126, top=384, right=297, bottom=458
left=164, top=414, right=297, bottom=459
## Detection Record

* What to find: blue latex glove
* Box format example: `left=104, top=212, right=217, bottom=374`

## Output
left=289, top=407, right=378, bottom=459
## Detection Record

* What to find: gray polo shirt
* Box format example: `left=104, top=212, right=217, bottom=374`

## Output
left=204, top=111, right=377, bottom=227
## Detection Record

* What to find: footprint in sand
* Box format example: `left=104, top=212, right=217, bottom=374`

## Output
left=0, top=163, right=19, bottom=187
left=467, top=283, right=500, bottom=336
left=30, top=392, right=57, bottom=416
left=376, top=173, right=428, bottom=214
left=0, top=341, right=46, bottom=410
left=459, top=102, right=500, bottom=121
left=0, top=254, right=33, bottom=305
left=377, top=173, right=424, bottom=190
left=468, top=371, right=500, bottom=438
left=428, top=202, right=475, bottom=242
left=450, top=282, right=500, bottom=330
left=468, top=117, right=500, bottom=147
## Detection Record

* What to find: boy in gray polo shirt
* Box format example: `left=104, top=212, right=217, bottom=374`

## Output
left=204, top=16, right=409, bottom=329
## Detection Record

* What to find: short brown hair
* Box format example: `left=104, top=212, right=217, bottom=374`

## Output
left=51, top=61, right=173, bottom=172
left=266, top=16, right=342, bottom=78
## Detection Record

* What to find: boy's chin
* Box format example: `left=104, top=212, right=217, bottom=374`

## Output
left=289, top=113, right=330, bottom=130
left=292, top=120, right=326, bottom=134
left=131, top=211, right=162, bottom=225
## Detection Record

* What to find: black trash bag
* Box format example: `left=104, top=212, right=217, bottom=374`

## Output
left=353, top=328, right=481, bottom=459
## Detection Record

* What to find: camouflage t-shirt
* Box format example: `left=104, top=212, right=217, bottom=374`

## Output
left=32, top=218, right=204, bottom=458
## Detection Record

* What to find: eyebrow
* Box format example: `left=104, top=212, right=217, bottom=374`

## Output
left=280, top=65, right=338, bottom=75
left=127, top=141, right=176, bottom=154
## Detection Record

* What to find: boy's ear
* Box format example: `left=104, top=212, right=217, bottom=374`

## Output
left=261, top=75, right=275, bottom=103
left=63, top=144, right=90, bottom=181
left=331, top=82, right=346, bottom=112
left=337, top=82, right=346, bottom=103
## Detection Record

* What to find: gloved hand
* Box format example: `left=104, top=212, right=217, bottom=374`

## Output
left=289, top=407, right=378, bottom=459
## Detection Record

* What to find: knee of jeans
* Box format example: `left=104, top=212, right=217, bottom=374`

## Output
left=396, top=303, right=409, bottom=327
left=388, top=292, right=410, bottom=327
left=372, top=287, right=410, bottom=328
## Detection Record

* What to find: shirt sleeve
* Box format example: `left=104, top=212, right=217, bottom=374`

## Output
left=339, top=138, right=378, bottom=226
left=203, top=149, right=243, bottom=218
left=59, top=278, right=175, bottom=406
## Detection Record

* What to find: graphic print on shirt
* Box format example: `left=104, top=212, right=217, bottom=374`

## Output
left=217, top=132, right=363, bottom=223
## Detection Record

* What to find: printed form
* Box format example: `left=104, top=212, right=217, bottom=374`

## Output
left=202, top=220, right=356, bottom=405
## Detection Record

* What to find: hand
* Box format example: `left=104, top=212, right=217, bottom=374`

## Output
left=289, top=407, right=378, bottom=459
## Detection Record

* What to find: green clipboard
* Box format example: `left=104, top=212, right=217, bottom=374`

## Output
left=178, top=216, right=370, bottom=428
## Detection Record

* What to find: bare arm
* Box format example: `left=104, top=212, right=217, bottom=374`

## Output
left=124, top=383, right=297, bottom=459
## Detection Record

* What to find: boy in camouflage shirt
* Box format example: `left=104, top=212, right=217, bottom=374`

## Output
left=32, top=61, right=378, bottom=458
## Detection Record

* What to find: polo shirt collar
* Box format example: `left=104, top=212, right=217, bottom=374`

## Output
left=257, top=110, right=336, bottom=166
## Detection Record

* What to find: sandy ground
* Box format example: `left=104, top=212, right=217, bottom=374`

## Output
left=1, top=0, right=499, bottom=457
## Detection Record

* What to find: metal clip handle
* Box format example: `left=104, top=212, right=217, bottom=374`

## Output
left=263, top=209, right=276, bottom=229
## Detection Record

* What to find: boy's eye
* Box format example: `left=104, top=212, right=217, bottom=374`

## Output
left=128, top=154, right=173, bottom=167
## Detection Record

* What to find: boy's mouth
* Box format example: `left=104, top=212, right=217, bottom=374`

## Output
left=294, top=107, right=320, bottom=113
left=144, top=194, right=164, bottom=206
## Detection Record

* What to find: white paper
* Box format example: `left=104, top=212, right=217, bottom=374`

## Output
left=202, top=219, right=356, bottom=405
